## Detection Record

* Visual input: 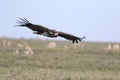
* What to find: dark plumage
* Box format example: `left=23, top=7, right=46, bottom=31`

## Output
left=16, top=18, right=86, bottom=43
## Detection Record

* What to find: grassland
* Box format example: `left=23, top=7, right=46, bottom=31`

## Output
left=0, top=38, right=120, bottom=80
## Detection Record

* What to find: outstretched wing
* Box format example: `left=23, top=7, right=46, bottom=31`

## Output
left=16, top=18, right=50, bottom=33
left=16, top=18, right=86, bottom=43
left=58, top=31, right=86, bottom=43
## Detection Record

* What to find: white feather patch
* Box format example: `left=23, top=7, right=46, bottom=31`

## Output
left=42, top=32, right=48, bottom=36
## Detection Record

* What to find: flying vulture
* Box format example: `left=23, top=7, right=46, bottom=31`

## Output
left=16, top=18, right=86, bottom=44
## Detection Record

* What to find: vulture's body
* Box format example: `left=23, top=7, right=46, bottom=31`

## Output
left=16, top=18, right=86, bottom=43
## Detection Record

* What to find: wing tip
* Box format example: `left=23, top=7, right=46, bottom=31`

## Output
left=16, top=18, right=32, bottom=26
left=72, top=36, right=86, bottom=44
left=79, top=36, right=86, bottom=41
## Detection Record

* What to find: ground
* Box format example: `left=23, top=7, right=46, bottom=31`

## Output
left=0, top=38, right=120, bottom=80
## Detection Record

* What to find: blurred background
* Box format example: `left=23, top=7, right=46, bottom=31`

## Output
left=0, top=0, right=120, bottom=42
left=0, top=1, right=120, bottom=80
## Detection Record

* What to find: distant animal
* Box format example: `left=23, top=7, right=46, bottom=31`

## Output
left=16, top=18, right=86, bottom=43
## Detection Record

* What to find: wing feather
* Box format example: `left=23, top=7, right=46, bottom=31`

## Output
left=16, top=18, right=50, bottom=32
left=58, top=31, right=85, bottom=43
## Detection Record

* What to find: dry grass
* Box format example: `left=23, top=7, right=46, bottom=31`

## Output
left=0, top=38, right=120, bottom=80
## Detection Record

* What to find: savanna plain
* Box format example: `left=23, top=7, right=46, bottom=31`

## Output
left=0, top=38, right=120, bottom=80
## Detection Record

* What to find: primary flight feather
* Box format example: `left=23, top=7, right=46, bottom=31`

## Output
left=16, top=18, right=86, bottom=44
